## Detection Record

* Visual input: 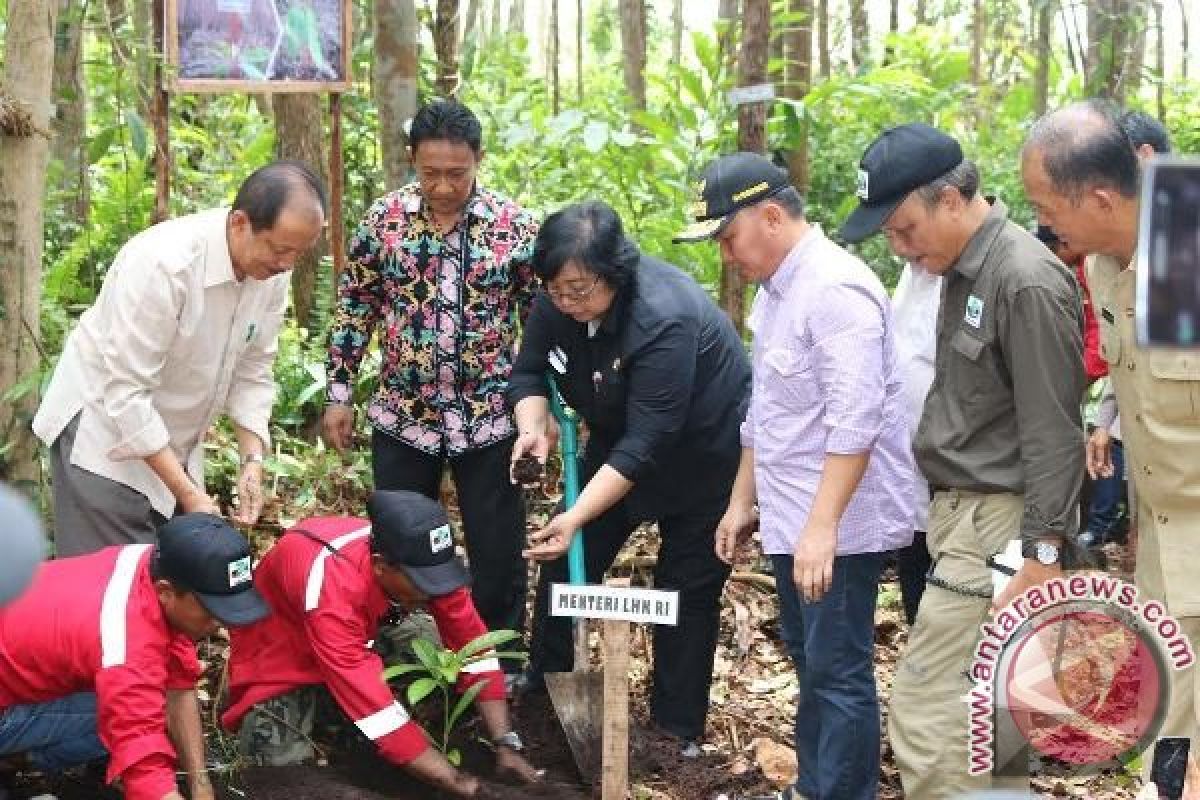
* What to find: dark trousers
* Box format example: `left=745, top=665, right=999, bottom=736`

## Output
left=773, top=551, right=884, bottom=800
left=527, top=499, right=731, bottom=741
left=372, top=431, right=528, bottom=661
left=1085, top=439, right=1127, bottom=542
left=895, top=531, right=931, bottom=626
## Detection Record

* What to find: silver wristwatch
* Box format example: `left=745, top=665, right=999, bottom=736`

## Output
left=1022, top=539, right=1061, bottom=565
left=492, top=731, right=525, bottom=751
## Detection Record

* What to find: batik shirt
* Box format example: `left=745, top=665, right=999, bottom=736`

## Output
left=327, top=184, right=538, bottom=455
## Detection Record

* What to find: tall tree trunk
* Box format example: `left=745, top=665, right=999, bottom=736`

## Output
left=672, top=0, right=684, bottom=93
left=489, top=0, right=502, bottom=42
left=725, top=0, right=770, bottom=335
left=849, top=0, right=868, bottom=69
left=884, top=0, right=899, bottom=61
left=510, top=0, right=524, bottom=35
left=970, top=0, right=985, bottom=85
left=1123, top=1, right=1149, bottom=97
left=576, top=0, right=584, bottom=101
left=718, top=0, right=740, bottom=73
left=1154, top=0, right=1165, bottom=119
left=548, top=0, right=560, bottom=113
left=0, top=0, right=58, bottom=485
left=1087, top=0, right=1146, bottom=101
left=374, top=0, right=418, bottom=190
left=784, top=0, right=812, bottom=193
left=1174, top=0, right=1188, bottom=80
left=463, top=0, right=482, bottom=43
left=619, top=0, right=647, bottom=109
left=1034, top=0, right=1055, bottom=116
left=914, top=0, right=928, bottom=26
left=273, top=96, right=329, bottom=331
left=52, top=0, right=88, bottom=224
left=433, top=0, right=461, bottom=96
left=817, top=0, right=830, bottom=77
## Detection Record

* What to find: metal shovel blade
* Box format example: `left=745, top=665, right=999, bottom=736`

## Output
left=545, top=667, right=604, bottom=783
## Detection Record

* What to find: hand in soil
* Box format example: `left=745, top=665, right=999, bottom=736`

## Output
left=493, top=748, right=542, bottom=785
left=511, top=454, right=544, bottom=488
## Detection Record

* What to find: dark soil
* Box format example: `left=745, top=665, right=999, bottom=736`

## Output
left=511, top=455, right=544, bottom=488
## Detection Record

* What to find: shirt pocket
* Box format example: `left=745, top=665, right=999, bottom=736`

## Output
left=948, top=328, right=987, bottom=407
left=762, top=346, right=816, bottom=406
left=1146, top=351, right=1200, bottom=424
left=1096, top=307, right=1123, bottom=368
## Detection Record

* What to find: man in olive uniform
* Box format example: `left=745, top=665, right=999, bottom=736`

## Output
left=1023, top=100, right=1200, bottom=778
left=842, top=123, right=1085, bottom=798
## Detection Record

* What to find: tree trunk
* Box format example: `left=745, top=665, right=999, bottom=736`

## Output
left=619, top=0, right=647, bottom=110
left=52, top=0, right=88, bottom=224
left=970, top=0, right=985, bottom=85
left=0, top=0, right=58, bottom=485
left=672, top=0, right=684, bottom=93
left=889, top=0, right=899, bottom=35
left=510, top=0, right=525, bottom=35
left=914, top=0, right=927, bottom=26
left=374, top=0, right=418, bottom=190
left=548, top=0, right=560, bottom=113
left=1123, top=1, right=1149, bottom=98
left=433, top=0, right=461, bottom=96
left=725, top=0, right=770, bottom=335
left=718, top=0, right=740, bottom=72
left=576, top=0, right=584, bottom=101
left=817, top=0, right=830, bottom=77
left=463, top=0, right=482, bottom=44
left=1034, top=0, right=1055, bottom=116
left=1175, top=0, right=1188, bottom=80
left=849, top=0, right=868, bottom=69
left=1087, top=0, right=1146, bottom=101
left=489, top=0, right=502, bottom=42
left=273, top=95, right=329, bottom=331
left=783, top=0, right=812, bottom=193
left=1155, top=0, right=1166, bottom=119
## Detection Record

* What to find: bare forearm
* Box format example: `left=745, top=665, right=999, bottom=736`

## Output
left=564, top=465, right=633, bottom=529
left=514, top=396, right=550, bottom=435
left=809, top=452, right=870, bottom=528
left=144, top=448, right=202, bottom=505
left=729, top=448, right=757, bottom=510
left=233, top=424, right=264, bottom=461
left=165, top=689, right=210, bottom=794
left=475, top=697, right=512, bottom=740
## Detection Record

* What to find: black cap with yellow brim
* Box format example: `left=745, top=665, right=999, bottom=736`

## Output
left=674, top=152, right=791, bottom=243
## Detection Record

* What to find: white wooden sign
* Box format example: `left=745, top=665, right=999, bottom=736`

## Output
left=728, top=83, right=776, bottom=106
left=550, top=584, right=679, bottom=626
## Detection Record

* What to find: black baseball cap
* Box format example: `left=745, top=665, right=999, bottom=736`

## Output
left=367, top=490, right=470, bottom=597
left=839, top=123, right=964, bottom=243
left=153, top=513, right=270, bottom=627
left=674, top=152, right=791, bottom=243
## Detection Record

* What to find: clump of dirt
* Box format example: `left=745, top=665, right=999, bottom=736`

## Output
left=629, top=725, right=769, bottom=799
left=512, top=455, right=544, bottom=487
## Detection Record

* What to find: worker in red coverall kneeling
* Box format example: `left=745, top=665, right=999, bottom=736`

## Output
left=222, top=489, right=539, bottom=798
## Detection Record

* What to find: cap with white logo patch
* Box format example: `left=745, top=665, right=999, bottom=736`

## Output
left=367, top=490, right=470, bottom=597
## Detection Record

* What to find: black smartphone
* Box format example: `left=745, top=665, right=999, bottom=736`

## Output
left=1149, top=736, right=1191, bottom=800
left=1136, top=158, right=1200, bottom=347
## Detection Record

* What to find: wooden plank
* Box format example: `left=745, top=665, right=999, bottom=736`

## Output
left=602, top=578, right=631, bottom=800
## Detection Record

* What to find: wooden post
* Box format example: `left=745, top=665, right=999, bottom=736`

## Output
left=329, top=93, right=346, bottom=280
left=601, top=579, right=631, bottom=800
left=152, top=0, right=170, bottom=222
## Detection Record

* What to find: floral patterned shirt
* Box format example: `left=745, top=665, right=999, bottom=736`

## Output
left=327, top=183, right=539, bottom=455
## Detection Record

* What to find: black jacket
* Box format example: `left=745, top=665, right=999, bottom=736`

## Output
left=508, top=255, right=751, bottom=519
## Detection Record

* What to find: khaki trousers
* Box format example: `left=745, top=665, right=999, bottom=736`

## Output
left=889, top=490, right=1030, bottom=799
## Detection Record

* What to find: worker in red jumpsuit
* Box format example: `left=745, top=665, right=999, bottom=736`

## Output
left=222, top=490, right=539, bottom=798
left=0, top=513, right=269, bottom=800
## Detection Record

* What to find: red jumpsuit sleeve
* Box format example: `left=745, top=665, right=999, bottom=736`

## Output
left=165, top=632, right=203, bottom=691
left=95, top=655, right=180, bottom=800
left=427, top=589, right=506, bottom=702
left=305, top=604, right=431, bottom=765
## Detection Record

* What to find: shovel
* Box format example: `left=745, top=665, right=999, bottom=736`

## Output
left=543, top=374, right=604, bottom=782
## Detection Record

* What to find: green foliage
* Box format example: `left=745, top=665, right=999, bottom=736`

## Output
left=382, top=630, right=526, bottom=765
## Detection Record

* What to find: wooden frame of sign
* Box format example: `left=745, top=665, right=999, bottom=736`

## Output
left=164, top=0, right=352, bottom=93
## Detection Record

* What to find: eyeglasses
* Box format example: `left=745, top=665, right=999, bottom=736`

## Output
left=545, top=275, right=602, bottom=304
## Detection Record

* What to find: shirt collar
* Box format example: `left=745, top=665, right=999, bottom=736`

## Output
left=764, top=224, right=824, bottom=297
left=403, top=183, right=493, bottom=222
left=204, top=208, right=238, bottom=288
left=951, top=198, right=1008, bottom=281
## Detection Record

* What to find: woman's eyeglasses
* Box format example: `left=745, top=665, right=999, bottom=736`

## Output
left=545, top=275, right=601, bottom=304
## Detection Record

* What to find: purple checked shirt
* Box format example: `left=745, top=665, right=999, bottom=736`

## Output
left=742, top=226, right=917, bottom=556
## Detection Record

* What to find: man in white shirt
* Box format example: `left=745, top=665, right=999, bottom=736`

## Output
left=33, top=161, right=326, bottom=556
left=890, top=262, right=941, bottom=624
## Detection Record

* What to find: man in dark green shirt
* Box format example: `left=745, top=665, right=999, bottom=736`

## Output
left=840, top=123, right=1084, bottom=798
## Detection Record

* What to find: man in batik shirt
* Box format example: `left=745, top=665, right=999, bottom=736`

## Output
left=323, top=100, right=539, bottom=665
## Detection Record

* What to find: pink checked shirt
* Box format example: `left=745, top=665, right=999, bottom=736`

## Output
left=742, top=226, right=917, bottom=556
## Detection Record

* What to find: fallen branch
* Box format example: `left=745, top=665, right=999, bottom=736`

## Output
left=612, top=554, right=776, bottom=591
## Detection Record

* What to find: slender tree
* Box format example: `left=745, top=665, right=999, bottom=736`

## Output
left=52, top=0, right=89, bottom=224
left=433, top=0, right=462, bottom=96
left=619, top=0, right=647, bottom=109
left=1175, top=0, right=1189, bottom=80
left=817, top=0, right=830, bottom=77
left=718, top=0, right=741, bottom=72
left=374, top=0, right=419, bottom=190
left=672, top=0, right=684, bottom=93
left=783, top=0, right=813, bottom=193
left=273, top=96, right=328, bottom=331
left=577, top=0, right=584, bottom=102
left=0, top=0, right=58, bottom=485
left=725, top=0, right=771, bottom=334
left=548, top=0, right=560, bottom=113
left=970, top=0, right=985, bottom=86
left=1033, top=0, right=1055, bottom=116
left=849, top=0, right=868, bottom=69
left=510, top=0, right=525, bottom=35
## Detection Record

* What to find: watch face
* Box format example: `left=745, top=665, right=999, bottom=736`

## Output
left=1036, top=542, right=1059, bottom=564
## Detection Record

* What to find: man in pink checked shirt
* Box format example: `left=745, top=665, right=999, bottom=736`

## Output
left=676, top=152, right=918, bottom=800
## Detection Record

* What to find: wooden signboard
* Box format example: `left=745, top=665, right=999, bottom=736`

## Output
left=165, top=0, right=351, bottom=92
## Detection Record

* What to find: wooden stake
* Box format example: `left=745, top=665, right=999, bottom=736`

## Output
left=329, top=93, right=346, bottom=280
left=602, top=579, right=631, bottom=800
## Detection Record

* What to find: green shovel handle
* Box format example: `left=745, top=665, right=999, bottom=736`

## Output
left=546, top=374, right=585, bottom=586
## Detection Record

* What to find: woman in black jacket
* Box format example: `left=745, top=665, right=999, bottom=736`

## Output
left=508, top=200, right=751, bottom=750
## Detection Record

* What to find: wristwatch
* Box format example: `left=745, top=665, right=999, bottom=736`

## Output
left=1022, top=539, right=1061, bottom=565
left=492, top=731, right=525, bottom=752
